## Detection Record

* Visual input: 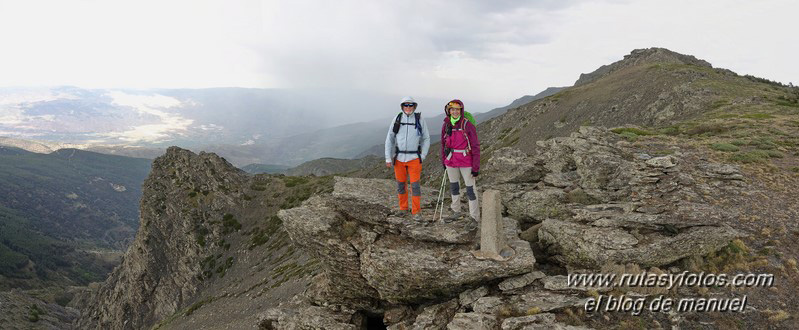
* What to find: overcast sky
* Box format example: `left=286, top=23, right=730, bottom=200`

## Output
left=0, top=0, right=796, bottom=104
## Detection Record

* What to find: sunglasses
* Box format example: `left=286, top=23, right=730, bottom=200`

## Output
left=402, top=103, right=417, bottom=107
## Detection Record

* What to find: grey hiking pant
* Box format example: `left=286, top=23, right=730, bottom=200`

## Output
left=446, top=166, right=480, bottom=221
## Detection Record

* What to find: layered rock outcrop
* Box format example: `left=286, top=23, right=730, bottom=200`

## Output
left=277, top=177, right=536, bottom=309
left=485, top=126, right=742, bottom=270
left=262, top=177, right=588, bottom=329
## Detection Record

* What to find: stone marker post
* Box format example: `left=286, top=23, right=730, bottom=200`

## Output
left=472, top=189, right=514, bottom=260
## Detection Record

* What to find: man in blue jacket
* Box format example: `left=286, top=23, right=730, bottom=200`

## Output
left=385, top=96, right=431, bottom=221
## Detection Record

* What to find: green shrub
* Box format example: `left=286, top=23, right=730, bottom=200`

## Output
left=775, top=99, right=799, bottom=108
left=282, top=176, right=309, bottom=188
left=749, top=138, right=778, bottom=150
left=765, top=150, right=784, bottom=158
left=618, top=131, right=638, bottom=141
left=740, top=113, right=773, bottom=119
left=659, top=126, right=680, bottom=135
left=730, top=140, right=747, bottom=146
left=28, top=304, right=43, bottom=322
left=54, top=291, right=74, bottom=307
left=710, top=100, right=730, bottom=109
left=711, top=143, right=740, bottom=152
left=730, top=150, right=770, bottom=163
left=195, top=226, right=209, bottom=247
left=685, top=124, right=727, bottom=136
left=565, top=189, right=598, bottom=205
left=611, top=127, right=654, bottom=136
left=221, top=214, right=241, bottom=234
left=249, top=215, right=282, bottom=249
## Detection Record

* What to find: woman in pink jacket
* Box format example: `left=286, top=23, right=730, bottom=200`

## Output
left=440, top=99, right=480, bottom=223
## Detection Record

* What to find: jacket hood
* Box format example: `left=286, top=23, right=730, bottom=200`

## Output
left=444, top=99, right=464, bottom=116
left=400, top=96, right=417, bottom=105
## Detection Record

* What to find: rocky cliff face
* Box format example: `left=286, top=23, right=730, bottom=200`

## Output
left=77, top=147, right=248, bottom=328
left=76, top=147, right=333, bottom=329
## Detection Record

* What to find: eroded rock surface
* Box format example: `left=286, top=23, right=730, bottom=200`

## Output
left=485, top=127, right=742, bottom=270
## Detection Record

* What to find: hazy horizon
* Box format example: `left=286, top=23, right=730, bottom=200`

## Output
left=0, top=0, right=796, bottom=105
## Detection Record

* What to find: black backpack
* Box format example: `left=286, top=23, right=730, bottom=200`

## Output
left=392, top=112, right=422, bottom=136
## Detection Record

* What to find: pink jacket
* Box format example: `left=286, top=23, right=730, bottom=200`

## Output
left=441, top=116, right=480, bottom=171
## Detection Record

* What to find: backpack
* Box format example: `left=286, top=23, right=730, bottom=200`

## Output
left=445, top=111, right=475, bottom=137
left=392, top=112, right=422, bottom=136
left=463, top=111, right=476, bottom=126
left=391, top=112, right=423, bottom=164
left=445, top=112, right=474, bottom=155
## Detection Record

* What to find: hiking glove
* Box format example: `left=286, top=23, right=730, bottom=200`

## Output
left=471, top=171, right=479, bottom=177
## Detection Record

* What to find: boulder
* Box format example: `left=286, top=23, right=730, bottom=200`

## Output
left=447, top=313, right=498, bottom=330
left=501, top=313, right=592, bottom=330
left=279, top=177, right=536, bottom=306
left=539, top=219, right=740, bottom=269
left=259, top=296, right=361, bottom=330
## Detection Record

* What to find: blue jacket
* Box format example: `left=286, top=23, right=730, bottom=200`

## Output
left=385, top=112, right=431, bottom=163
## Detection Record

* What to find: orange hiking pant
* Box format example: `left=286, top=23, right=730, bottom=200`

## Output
left=394, top=158, right=422, bottom=214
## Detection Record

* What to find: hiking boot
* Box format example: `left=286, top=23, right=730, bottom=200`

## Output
left=463, top=217, right=478, bottom=231
left=391, top=209, right=410, bottom=216
left=412, top=213, right=423, bottom=222
left=443, top=211, right=462, bottom=223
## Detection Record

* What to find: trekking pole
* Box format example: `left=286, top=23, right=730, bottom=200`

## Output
left=433, top=172, right=446, bottom=222
left=438, top=173, right=446, bottom=222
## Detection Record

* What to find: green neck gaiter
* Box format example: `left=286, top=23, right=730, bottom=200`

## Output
left=450, top=115, right=460, bottom=126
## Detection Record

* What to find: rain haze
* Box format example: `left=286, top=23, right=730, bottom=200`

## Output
left=0, top=0, right=796, bottom=105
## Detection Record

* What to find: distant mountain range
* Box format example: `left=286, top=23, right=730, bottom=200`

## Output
left=0, top=87, right=500, bottom=166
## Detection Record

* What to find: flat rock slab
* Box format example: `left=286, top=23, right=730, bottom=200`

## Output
left=513, top=291, right=588, bottom=313
left=332, top=176, right=438, bottom=210
left=459, top=286, right=490, bottom=308
left=502, top=313, right=593, bottom=330
left=361, top=235, right=535, bottom=303
left=499, top=271, right=546, bottom=291
left=538, top=218, right=740, bottom=269
left=541, top=275, right=611, bottom=292
left=447, top=313, right=498, bottom=330
left=473, top=291, right=587, bottom=315
left=412, top=299, right=459, bottom=330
